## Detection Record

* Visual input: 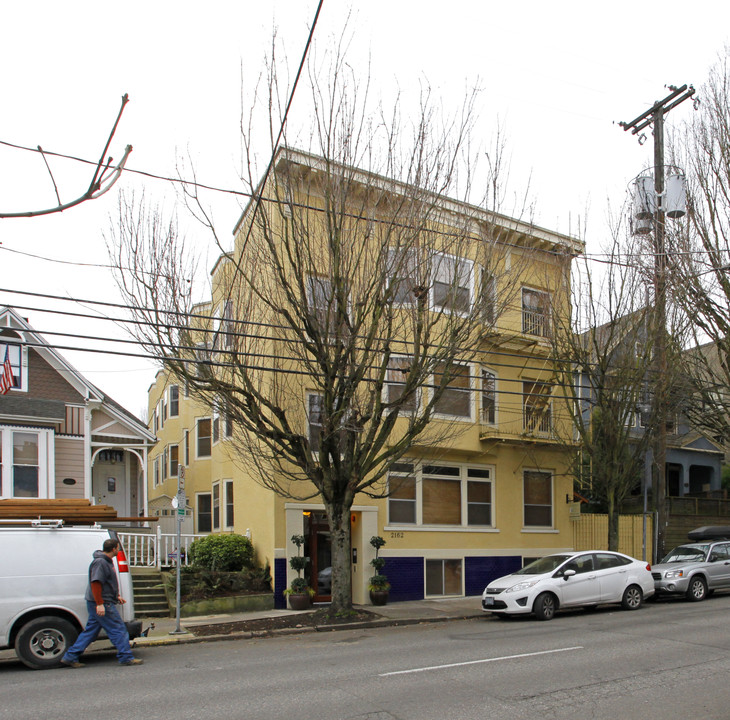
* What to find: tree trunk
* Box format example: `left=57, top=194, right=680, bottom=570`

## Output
left=325, top=502, right=353, bottom=614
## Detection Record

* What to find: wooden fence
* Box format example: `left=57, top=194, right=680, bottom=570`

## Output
left=572, top=513, right=653, bottom=561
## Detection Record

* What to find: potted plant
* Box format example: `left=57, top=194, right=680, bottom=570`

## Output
left=284, top=534, right=314, bottom=610
left=368, top=535, right=390, bottom=606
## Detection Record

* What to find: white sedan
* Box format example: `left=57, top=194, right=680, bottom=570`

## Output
left=482, top=551, right=654, bottom=620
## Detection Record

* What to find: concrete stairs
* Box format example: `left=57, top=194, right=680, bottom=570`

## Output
left=131, top=568, right=171, bottom=618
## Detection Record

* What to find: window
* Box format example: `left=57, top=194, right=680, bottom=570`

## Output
left=224, top=480, right=234, bottom=528
left=481, top=370, right=496, bottom=424
left=152, top=409, right=158, bottom=435
left=307, top=275, right=348, bottom=337
left=386, top=355, right=416, bottom=412
left=213, top=398, right=234, bottom=443
left=522, top=288, right=550, bottom=337
left=197, top=418, right=212, bottom=458
left=434, top=362, right=472, bottom=419
left=467, top=468, right=492, bottom=525
left=212, top=482, right=221, bottom=531
left=12, top=432, right=39, bottom=497
left=426, top=559, right=462, bottom=596
left=153, top=457, right=160, bottom=488
left=523, top=470, right=552, bottom=527
left=162, top=447, right=168, bottom=480
left=388, top=464, right=416, bottom=524
left=387, top=248, right=420, bottom=305
left=432, top=253, right=471, bottom=313
left=308, top=394, right=323, bottom=453
left=480, top=270, right=496, bottom=325
left=221, top=300, right=234, bottom=349
left=388, top=462, right=492, bottom=528
left=169, top=445, right=179, bottom=478
left=184, top=430, right=190, bottom=465
left=197, top=493, right=212, bottom=533
left=0, top=342, right=23, bottom=391
left=169, top=385, right=179, bottom=417
left=523, top=381, right=551, bottom=434
left=0, top=428, right=50, bottom=498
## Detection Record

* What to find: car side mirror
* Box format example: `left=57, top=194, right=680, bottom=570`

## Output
left=563, top=569, right=576, bottom=580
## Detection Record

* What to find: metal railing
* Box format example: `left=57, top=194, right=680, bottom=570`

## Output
left=118, top=527, right=206, bottom=569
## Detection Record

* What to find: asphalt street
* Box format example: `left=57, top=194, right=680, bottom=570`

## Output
left=4, top=594, right=730, bottom=720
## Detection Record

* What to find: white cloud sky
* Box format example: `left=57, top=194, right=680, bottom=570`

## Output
left=1, top=0, right=728, bottom=418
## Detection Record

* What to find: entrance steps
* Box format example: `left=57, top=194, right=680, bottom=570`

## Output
left=131, top=568, right=171, bottom=618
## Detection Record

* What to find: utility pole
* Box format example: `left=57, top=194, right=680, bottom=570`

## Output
left=620, top=84, right=695, bottom=562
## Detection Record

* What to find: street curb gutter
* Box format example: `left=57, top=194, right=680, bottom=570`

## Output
left=132, top=613, right=484, bottom=649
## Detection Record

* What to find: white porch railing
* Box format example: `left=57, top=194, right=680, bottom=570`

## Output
left=118, top=528, right=206, bottom=569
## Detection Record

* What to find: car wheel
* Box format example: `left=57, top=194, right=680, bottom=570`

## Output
left=533, top=592, right=557, bottom=621
left=686, top=576, right=708, bottom=602
left=621, top=585, right=643, bottom=610
left=15, top=616, right=79, bottom=670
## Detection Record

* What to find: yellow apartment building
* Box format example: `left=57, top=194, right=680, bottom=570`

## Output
left=147, top=147, right=584, bottom=607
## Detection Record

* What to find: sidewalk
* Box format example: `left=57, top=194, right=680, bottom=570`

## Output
left=133, top=596, right=484, bottom=647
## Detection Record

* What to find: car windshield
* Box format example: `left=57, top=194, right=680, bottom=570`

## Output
left=661, top=544, right=709, bottom=563
left=514, top=554, right=573, bottom=575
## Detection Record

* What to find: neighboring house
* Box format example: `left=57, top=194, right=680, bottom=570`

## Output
left=0, top=307, right=155, bottom=522
left=147, top=147, right=584, bottom=606
left=575, top=313, right=723, bottom=506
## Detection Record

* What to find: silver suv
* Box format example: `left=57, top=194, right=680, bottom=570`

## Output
left=652, top=528, right=730, bottom=602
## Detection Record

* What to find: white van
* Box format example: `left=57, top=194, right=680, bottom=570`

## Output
left=0, top=523, right=141, bottom=669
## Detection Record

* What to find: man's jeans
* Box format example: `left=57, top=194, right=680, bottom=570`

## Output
left=63, top=601, right=134, bottom=664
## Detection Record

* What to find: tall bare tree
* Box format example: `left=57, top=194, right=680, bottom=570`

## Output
left=668, top=51, right=730, bottom=446
left=108, top=41, right=545, bottom=613
left=551, top=227, right=658, bottom=551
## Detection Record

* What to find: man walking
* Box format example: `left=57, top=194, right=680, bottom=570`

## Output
left=62, top=538, right=143, bottom=667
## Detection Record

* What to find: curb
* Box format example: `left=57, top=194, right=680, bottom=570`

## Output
left=131, top=613, right=484, bottom=648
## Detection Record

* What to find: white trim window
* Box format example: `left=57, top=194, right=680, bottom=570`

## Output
left=387, top=462, right=493, bottom=528
left=0, top=341, right=25, bottom=392
left=169, top=444, right=179, bottom=478
left=385, top=355, right=417, bottom=413
left=308, top=393, right=323, bottom=453
left=523, top=470, right=553, bottom=528
left=481, top=370, right=496, bottom=425
left=425, top=558, right=463, bottom=596
left=480, top=269, right=497, bottom=325
left=153, top=457, right=160, bottom=488
left=196, top=492, right=212, bottom=533
left=433, top=362, right=473, bottom=420
left=212, top=482, right=221, bottom=531
left=431, top=253, right=472, bottom=314
left=522, top=287, right=550, bottom=338
left=169, top=385, right=180, bottom=417
left=387, top=247, right=420, bottom=306
left=196, top=417, right=212, bottom=458
left=0, top=427, right=52, bottom=498
left=224, top=479, right=234, bottom=529
left=523, top=381, right=552, bottom=434
left=221, top=300, right=234, bottom=350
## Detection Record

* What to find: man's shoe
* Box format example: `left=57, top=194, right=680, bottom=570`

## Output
left=60, top=659, right=85, bottom=668
left=121, top=658, right=144, bottom=666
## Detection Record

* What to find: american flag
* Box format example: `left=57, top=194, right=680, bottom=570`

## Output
left=0, top=347, right=13, bottom=395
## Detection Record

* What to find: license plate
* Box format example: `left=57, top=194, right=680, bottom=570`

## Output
left=484, top=596, right=494, bottom=606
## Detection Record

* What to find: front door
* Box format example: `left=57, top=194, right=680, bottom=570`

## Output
left=92, top=452, right=129, bottom=519
left=305, top=511, right=332, bottom=603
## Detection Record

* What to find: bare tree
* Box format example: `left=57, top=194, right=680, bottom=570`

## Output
left=668, top=51, right=730, bottom=446
left=1, top=94, right=132, bottom=219
left=108, top=42, right=552, bottom=613
left=551, top=228, right=658, bottom=551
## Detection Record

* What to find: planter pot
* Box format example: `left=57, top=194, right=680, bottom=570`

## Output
left=288, top=593, right=312, bottom=611
left=369, top=589, right=389, bottom=606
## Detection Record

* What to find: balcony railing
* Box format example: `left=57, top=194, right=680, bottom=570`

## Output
left=522, top=310, right=550, bottom=338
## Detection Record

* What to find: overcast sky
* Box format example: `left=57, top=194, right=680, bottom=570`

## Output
left=1, top=1, right=728, bottom=420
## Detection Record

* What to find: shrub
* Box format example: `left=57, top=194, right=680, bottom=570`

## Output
left=188, top=533, right=254, bottom=571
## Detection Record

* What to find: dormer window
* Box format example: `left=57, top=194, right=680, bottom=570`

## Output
left=0, top=341, right=23, bottom=392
